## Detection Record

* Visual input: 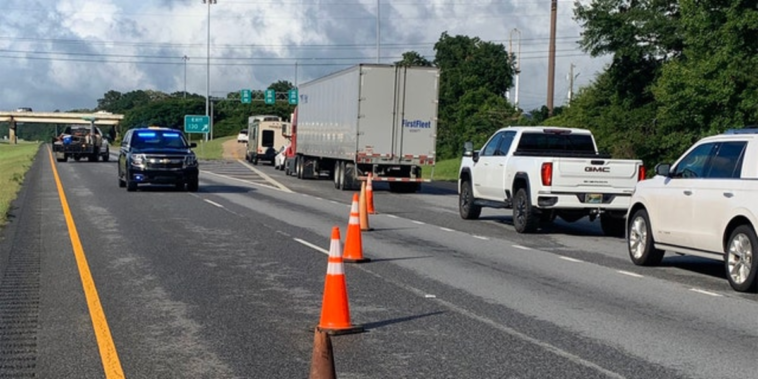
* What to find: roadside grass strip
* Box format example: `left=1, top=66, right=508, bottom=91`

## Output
left=0, top=141, right=40, bottom=226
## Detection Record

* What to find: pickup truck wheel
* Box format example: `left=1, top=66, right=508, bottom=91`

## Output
left=513, top=188, right=538, bottom=233
left=725, top=225, right=758, bottom=292
left=627, top=209, right=664, bottom=266
left=459, top=181, right=481, bottom=220
left=600, top=213, right=625, bottom=237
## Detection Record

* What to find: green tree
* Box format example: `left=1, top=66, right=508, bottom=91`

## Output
left=431, top=32, right=515, bottom=158
left=653, top=0, right=758, bottom=143
left=394, top=51, right=432, bottom=67
left=121, top=98, right=204, bottom=131
left=268, top=80, right=295, bottom=93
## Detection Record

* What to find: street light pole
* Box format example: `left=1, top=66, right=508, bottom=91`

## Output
left=203, top=0, right=216, bottom=141
left=182, top=55, right=189, bottom=98
left=376, top=0, right=380, bottom=63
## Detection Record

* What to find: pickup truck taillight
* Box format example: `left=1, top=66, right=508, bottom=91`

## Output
left=638, top=165, right=646, bottom=181
left=541, top=162, right=553, bottom=186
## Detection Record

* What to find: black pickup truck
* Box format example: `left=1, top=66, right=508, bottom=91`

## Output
left=52, top=125, right=108, bottom=162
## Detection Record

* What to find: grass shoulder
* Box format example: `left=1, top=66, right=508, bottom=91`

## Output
left=189, top=135, right=234, bottom=161
left=0, top=141, right=42, bottom=226
left=423, top=158, right=460, bottom=182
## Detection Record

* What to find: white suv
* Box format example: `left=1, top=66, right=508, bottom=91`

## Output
left=237, top=129, right=248, bottom=143
left=627, top=128, right=758, bottom=292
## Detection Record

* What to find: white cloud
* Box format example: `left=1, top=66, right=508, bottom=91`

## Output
left=0, top=0, right=610, bottom=112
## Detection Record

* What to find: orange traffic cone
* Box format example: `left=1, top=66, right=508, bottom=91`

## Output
left=344, top=194, right=371, bottom=263
left=318, top=226, right=364, bottom=334
left=359, top=182, right=373, bottom=232
left=309, top=328, right=336, bottom=379
left=366, top=173, right=376, bottom=214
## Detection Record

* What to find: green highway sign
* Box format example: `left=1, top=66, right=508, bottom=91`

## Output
left=264, top=89, right=276, bottom=105
left=184, top=115, right=210, bottom=134
left=240, top=89, right=252, bottom=104
left=288, top=89, right=298, bottom=105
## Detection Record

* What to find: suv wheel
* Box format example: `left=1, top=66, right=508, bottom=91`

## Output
left=627, top=209, right=664, bottom=266
left=187, top=177, right=199, bottom=192
left=459, top=180, right=481, bottom=220
left=513, top=188, right=538, bottom=233
left=126, top=180, right=137, bottom=192
left=725, top=225, right=758, bottom=292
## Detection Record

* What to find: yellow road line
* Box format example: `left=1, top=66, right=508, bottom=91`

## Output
left=47, top=147, right=125, bottom=379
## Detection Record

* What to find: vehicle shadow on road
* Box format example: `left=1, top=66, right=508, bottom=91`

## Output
left=198, top=185, right=255, bottom=194
left=361, top=311, right=445, bottom=331
left=370, top=181, right=458, bottom=196
left=659, top=256, right=726, bottom=279
left=481, top=216, right=607, bottom=237
left=365, top=255, right=434, bottom=263
left=131, top=185, right=254, bottom=194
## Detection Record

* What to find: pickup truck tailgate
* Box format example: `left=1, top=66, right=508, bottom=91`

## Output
left=552, top=158, right=641, bottom=190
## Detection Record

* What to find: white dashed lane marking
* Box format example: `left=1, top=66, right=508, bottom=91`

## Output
left=204, top=199, right=224, bottom=208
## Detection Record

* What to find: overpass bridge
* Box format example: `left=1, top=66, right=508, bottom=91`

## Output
left=0, top=111, right=124, bottom=144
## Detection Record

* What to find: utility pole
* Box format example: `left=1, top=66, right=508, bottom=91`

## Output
left=376, top=0, right=380, bottom=63
left=182, top=55, right=189, bottom=98
left=203, top=0, right=217, bottom=141
left=295, top=61, right=298, bottom=86
left=510, top=28, right=522, bottom=109
left=547, top=0, right=557, bottom=117
left=568, top=63, right=580, bottom=106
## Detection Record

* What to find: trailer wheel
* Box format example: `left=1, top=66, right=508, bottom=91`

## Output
left=333, top=161, right=341, bottom=189
left=296, top=156, right=303, bottom=179
left=343, top=162, right=357, bottom=190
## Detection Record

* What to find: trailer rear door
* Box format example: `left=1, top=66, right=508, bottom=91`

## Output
left=394, top=67, right=439, bottom=162
left=357, top=66, right=396, bottom=158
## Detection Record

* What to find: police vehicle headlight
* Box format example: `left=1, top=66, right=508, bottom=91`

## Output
left=131, top=154, right=146, bottom=167
left=184, top=154, right=198, bottom=168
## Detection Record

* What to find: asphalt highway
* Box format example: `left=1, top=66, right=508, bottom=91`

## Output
left=0, top=148, right=756, bottom=378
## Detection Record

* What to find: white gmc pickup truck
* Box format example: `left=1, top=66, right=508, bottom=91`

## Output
left=627, top=127, right=758, bottom=292
left=458, top=126, right=645, bottom=236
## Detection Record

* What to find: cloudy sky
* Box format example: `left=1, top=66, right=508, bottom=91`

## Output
left=0, top=0, right=610, bottom=113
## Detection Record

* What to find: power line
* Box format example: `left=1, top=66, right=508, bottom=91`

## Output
left=0, top=52, right=591, bottom=66
left=0, top=35, right=581, bottom=49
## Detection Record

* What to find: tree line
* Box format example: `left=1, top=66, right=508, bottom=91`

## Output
left=7, top=0, right=754, bottom=170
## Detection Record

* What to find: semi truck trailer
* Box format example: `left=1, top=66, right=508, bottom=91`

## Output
left=287, top=64, right=440, bottom=193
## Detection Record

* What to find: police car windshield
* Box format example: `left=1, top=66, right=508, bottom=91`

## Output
left=132, top=131, right=188, bottom=149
